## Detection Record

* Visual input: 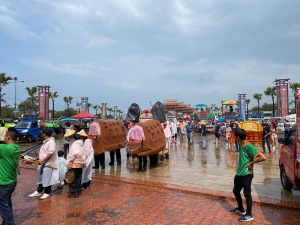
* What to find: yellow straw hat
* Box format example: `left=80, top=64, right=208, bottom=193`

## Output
left=64, top=129, right=76, bottom=138
left=77, top=129, right=88, bottom=137
left=200, top=120, right=206, bottom=125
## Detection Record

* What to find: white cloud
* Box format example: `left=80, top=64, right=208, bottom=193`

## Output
left=0, top=4, right=38, bottom=39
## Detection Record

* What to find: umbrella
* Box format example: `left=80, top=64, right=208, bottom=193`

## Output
left=140, top=112, right=153, bottom=119
left=71, top=111, right=97, bottom=119
left=195, top=103, right=208, bottom=107
left=218, top=118, right=226, bottom=122
left=223, top=100, right=237, bottom=105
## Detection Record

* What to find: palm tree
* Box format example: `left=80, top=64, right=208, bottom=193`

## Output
left=107, top=107, right=112, bottom=115
left=25, top=86, right=38, bottom=112
left=63, top=96, right=73, bottom=111
left=76, top=102, right=82, bottom=113
left=245, top=99, right=250, bottom=118
left=87, top=103, right=92, bottom=113
left=48, top=91, right=59, bottom=119
left=0, top=73, right=12, bottom=117
left=290, top=82, right=300, bottom=108
left=264, top=87, right=276, bottom=117
left=253, top=93, right=262, bottom=118
left=92, top=105, right=99, bottom=115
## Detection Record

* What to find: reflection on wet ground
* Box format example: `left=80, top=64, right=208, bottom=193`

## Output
left=19, top=134, right=300, bottom=204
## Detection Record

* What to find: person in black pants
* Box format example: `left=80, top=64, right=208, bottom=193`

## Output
left=230, top=129, right=266, bottom=222
left=262, top=123, right=271, bottom=153
left=109, top=149, right=121, bottom=166
left=94, top=153, right=105, bottom=169
left=149, top=154, right=158, bottom=167
left=69, top=168, right=82, bottom=197
left=138, top=156, right=147, bottom=172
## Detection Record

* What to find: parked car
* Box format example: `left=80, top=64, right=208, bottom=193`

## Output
left=14, top=120, right=41, bottom=142
left=44, top=120, right=63, bottom=134
left=278, top=114, right=296, bottom=132
left=0, top=119, right=16, bottom=129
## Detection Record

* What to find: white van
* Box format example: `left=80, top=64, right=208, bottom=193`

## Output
left=278, top=114, right=296, bottom=132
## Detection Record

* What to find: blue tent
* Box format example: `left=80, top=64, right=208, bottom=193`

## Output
left=195, top=103, right=207, bottom=107
left=218, top=118, right=226, bottom=122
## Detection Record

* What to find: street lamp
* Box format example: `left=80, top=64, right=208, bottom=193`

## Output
left=11, top=77, right=25, bottom=116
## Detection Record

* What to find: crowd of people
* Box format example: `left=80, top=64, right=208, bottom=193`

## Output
left=0, top=113, right=285, bottom=224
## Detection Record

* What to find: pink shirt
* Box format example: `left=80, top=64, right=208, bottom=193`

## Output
left=83, top=139, right=94, bottom=158
left=128, top=125, right=145, bottom=141
left=89, top=122, right=101, bottom=136
left=39, top=137, right=58, bottom=169
left=162, top=121, right=172, bottom=138
left=67, top=140, right=86, bottom=165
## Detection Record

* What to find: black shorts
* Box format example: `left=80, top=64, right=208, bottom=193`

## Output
left=215, top=133, right=220, bottom=138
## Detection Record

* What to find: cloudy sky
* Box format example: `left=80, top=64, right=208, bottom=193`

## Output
left=0, top=0, right=299, bottom=112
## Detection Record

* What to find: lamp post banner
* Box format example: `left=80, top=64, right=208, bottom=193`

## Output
left=81, top=97, right=88, bottom=112
left=238, top=94, right=246, bottom=121
left=276, top=79, right=289, bottom=117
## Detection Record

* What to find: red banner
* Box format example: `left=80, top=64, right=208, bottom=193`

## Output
left=39, top=91, right=49, bottom=119
left=276, top=80, right=289, bottom=117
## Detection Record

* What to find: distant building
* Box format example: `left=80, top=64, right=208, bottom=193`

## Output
left=164, top=99, right=193, bottom=115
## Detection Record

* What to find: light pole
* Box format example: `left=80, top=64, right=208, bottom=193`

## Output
left=12, top=77, right=25, bottom=116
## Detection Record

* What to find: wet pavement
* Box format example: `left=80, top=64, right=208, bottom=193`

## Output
left=10, top=167, right=300, bottom=225
left=18, top=133, right=300, bottom=206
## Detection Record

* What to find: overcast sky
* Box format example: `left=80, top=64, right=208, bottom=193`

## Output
left=0, top=0, right=299, bottom=112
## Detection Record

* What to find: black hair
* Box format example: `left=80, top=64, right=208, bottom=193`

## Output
left=73, top=134, right=82, bottom=140
left=65, top=122, right=71, bottom=127
left=42, top=128, right=53, bottom=137
left=57, top=150, right=64, bottom=157
left=237, top=129, right=247, bottom=140
left=6, top=131, right=18, bottom=142
left=0, top=121, right=5, bottom=127
left=73, top=125, right=80, bottom=132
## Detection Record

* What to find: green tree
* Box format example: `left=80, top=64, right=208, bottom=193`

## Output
left=63, top=96, right=73, bottom=110
left=0, top=73, right=13, bottom=117
left=92, top=105, right=99, bottom=115
left=25, top=86, right=38, bottom=113
left=264, top=86, right=276, bottom=117
left=107, top=107, right=112, bottom=115
left=245, top=99, right=250, bottom=118
left=253, top=93, right=262, bottom=117
left=87, top=103, right=92, bottom=113
left=63, top=96, right=73, bottom=116
left=76, top=102, right=82, bottom=113
left=48, top=91, right=59, bottom=119
left=290, top=82, right=300, bottom=109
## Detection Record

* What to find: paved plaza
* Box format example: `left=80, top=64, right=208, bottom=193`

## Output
left=11, top=167, right=300, bottom=225
left=11, top=133, right=300, bottom=224
left=92, top=134, right=300, bottom=206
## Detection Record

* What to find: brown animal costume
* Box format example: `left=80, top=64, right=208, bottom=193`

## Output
left=91, top=120, right=127, bottom=169
left=127, top=102, right=166, bottom=171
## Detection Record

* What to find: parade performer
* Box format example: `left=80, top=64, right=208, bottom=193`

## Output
left=29, top=129, right=59, bottom=200
left=109, top=149, right=121, bottom=166
left=126, top=103, right=147, bottom=172
left=89, top=121, right=105, bottom=169
left=230, top=129, right=266, bottom=222
left=163, top=121, right=172, bottom=152
left=66, top=131, right=86, bottom=198
left=81, top=130, right=94, bottom=189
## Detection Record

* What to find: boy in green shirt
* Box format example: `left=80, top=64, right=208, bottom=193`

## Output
left=0, top=131, right=20, bottom=225
left=230, top=129, right=266, bottom=222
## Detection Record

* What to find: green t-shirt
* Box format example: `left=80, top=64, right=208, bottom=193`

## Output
left=0, top=144, right=20, bottom=185
left=236, top=143, right=259, bottom=176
